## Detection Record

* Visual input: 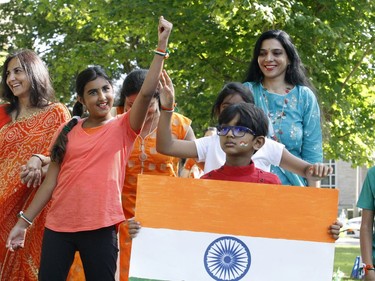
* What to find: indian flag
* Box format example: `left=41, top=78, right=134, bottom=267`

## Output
left=129, top=175, right=338, bottom=281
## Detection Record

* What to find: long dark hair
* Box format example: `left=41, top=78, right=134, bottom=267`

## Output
left=211, top=82, right=255, bottom=119
left=243, top=30, right=314, bottom=90
left=0, top=49, right=55, bottom=116
left=51, top=66, right=112, bottom=164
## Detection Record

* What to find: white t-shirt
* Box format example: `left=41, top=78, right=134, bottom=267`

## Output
left=194, top=134, right=284, bottom=174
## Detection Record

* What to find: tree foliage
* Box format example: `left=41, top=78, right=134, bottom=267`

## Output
left=0, top=0, right=374, bottom=166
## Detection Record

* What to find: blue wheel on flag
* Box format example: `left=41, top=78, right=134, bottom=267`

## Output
left=204, top=236, right=251, bottom=281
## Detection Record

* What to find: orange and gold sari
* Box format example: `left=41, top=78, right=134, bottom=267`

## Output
left=0, top=103, right=70, bottom=280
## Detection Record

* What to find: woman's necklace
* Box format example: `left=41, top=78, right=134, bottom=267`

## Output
left=138, top=111, right=158, bottom=165
left=262, top=86, right=291, bottom=142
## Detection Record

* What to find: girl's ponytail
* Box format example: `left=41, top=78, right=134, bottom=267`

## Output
left=50, top=117, right=79, bottom=164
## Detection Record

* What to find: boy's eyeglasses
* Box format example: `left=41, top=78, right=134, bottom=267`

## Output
left=217, top=125, right=257, bottom=137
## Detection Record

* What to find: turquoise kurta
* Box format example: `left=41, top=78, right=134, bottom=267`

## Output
left=357, top=166, right=375, bottom=265
left=244, top=82, right=323, bottom=186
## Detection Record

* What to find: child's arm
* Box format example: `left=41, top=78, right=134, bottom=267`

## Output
left=279, top=148, right=332, bottom=186
left=304, top=163, right=332, bottom=187
left=156, top=70, right=198, bottom=158
left=6, top=162, right=60, bottom=251
left=184, top=126, right=196, bottom=142
left=129, top=16, right=172, bottom=132
left=360, top=209, right=375, bottom=280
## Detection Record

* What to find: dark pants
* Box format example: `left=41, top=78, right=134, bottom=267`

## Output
left=39, top=226, right=118, bottom=281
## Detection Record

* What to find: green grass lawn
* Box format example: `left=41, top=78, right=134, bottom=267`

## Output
left=333, top=245, right=361, bottom=280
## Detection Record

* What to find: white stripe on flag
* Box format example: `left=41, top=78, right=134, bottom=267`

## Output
left=129, top=227, right=334, bottom=281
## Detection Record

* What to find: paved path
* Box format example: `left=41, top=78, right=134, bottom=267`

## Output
left=335, top=236, right=360, bottom=246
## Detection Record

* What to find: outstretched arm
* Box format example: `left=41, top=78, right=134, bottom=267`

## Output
left=156, top=70, right=198, bottom=158
left=279, top=148, right=332, bottom=187
left=6, top=162, right=60, bottom=251
left=129, top=16, right=173, bottom=131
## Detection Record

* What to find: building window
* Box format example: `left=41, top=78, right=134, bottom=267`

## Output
left=321, top=160, right=336, bottom=188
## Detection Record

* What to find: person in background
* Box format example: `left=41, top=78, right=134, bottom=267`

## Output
left=357, top=167, right=375, bottom=280
left=0, top=49, right=70, bottom=280
left=243, top=29, right=322, bottom=187
left=5, top=16, right=172, bottom=281
left=201, top=103, right=281, bottom=184
left=115, top=68, right=195, bottom=281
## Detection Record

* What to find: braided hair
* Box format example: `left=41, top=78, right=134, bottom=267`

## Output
left=50, top=117, right=79, bottom=164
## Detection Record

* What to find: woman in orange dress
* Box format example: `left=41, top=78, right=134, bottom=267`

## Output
left=0, top=49, right=70, bottom=280
left=119, top=69, right=195, bottom=280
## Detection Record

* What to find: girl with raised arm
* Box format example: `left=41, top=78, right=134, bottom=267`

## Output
left=6, top=16, right=172, bottom=281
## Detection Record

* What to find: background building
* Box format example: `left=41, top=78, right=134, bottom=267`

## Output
left=323, top=160, right=370, bottom=219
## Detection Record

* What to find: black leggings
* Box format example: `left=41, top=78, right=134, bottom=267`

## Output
left=38, top=226, right=118, bottom=281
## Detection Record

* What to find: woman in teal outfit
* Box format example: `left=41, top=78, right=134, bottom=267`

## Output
left=243, top=29, right=322, bottom=187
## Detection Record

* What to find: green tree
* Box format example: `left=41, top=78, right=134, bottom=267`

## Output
left=0, top=0, right=374, bottom=166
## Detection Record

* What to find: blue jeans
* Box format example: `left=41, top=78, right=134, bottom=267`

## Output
left=39, top=226, right=118, bottom=281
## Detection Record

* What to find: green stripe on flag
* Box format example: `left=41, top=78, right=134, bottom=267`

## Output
left=129, top=277, right=168, bottom=281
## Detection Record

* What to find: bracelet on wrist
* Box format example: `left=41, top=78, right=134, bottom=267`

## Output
left=161, top=103, right=176, bottom=112
left=362, top=263, right=375, bottom=275
left=31, top=154, right=44, bottom=165
left=153, top=48, right=170, bottom=59
left=17, top=211, right=33, bottom=226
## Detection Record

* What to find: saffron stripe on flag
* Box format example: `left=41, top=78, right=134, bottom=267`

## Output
left=135, top=175, right=339, bottom=243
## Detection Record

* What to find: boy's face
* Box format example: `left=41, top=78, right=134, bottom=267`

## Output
left=219, top=115, right=264, bottom=159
